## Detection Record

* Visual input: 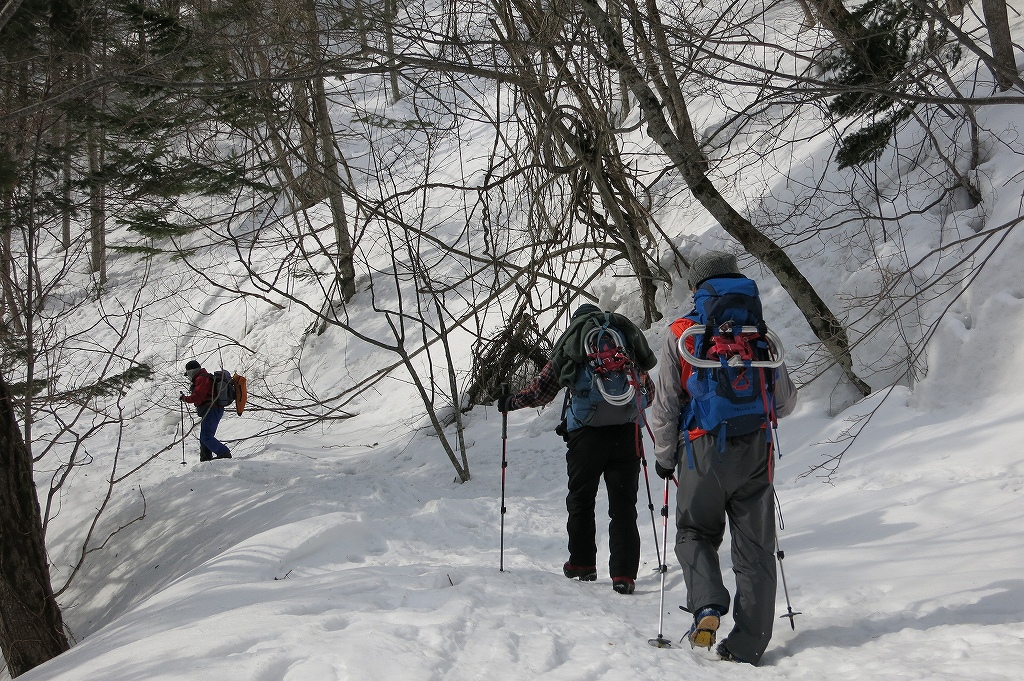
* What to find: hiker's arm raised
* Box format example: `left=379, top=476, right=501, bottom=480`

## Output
left=505, top=361, right=561, bottom=411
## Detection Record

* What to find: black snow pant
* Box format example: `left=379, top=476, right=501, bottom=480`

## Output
left=565, top=422, right=642, bottom=580
left=674, top=430, right=777, bottom=665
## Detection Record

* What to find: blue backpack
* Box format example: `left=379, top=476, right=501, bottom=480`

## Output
left=677, top=275, right=783, bottom=457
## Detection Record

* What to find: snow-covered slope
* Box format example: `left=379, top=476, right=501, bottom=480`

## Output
left=17, top=2, right=1024, bottom=680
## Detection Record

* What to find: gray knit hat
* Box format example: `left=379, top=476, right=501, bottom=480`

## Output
left=687, top=251, right=741, bottom=289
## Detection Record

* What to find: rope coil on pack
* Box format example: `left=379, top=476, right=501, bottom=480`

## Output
left=584, top=325, right=636, bottom=406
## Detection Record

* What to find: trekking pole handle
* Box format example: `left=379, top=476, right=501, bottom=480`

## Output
left=677, top=325, right=786, bottom=369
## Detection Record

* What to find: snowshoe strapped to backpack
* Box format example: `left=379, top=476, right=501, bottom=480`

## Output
left=565, top=314, right=647, bottom=431
left=677, top=275, right=785, bottom=444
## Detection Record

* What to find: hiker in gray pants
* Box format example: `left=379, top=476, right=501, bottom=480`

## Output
left=650, top=251, right=798, bottom=665
left=673, top=431, right=783, bottom=661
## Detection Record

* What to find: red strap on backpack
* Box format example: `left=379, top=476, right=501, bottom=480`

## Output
left=705, top=332, right=759, bottom=363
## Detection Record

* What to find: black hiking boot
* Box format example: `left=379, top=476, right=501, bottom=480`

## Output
left=612, top=577, right=635, bottom=594
left=562, top=562, right=597, bottom=581
left=716, top=640, right=751, bottom=664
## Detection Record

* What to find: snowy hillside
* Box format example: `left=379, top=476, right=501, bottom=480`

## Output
left=12, top=1, right=1024, bottom=680
left=22, top=342, right=1024, bottom=681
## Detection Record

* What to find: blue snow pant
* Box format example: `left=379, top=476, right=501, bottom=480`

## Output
left=198, top=405, right=231, bottom=461
left=674, top=430, right=776, bottom=665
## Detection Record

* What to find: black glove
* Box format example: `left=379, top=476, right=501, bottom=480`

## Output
left=497, top=393, right=514, bottom=413
left=655, top=461, right=675, bottom=480
left=180, top=392, right=187, bottom=402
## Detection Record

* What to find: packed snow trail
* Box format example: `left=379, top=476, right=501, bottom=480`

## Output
left=24, top=387, right=1024, bottom=680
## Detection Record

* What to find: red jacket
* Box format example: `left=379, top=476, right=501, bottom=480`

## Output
left=182, top=370, right=213, bottom=406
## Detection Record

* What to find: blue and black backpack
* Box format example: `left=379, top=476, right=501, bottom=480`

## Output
left=565, top=315, right=646, bottom=431
left=677, top=274, right=783, bottom=454
left=548, top=309, right=655, bottom=437
left=210, top=369, right=237, bottom=409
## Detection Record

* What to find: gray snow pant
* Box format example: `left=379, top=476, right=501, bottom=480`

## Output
left=674, top=430, right=777, bottom=665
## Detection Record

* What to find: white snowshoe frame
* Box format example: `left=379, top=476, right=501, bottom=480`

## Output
left=676, top=325, right=786, bottom=369
left=583, top=325, right=637, bottom=407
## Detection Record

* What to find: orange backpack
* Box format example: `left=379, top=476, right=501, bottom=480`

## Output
left=232, top=373, right=248, bottom=415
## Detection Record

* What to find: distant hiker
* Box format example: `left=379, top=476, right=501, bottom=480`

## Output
left=180, top=360, right=233, bottom=462
left=650, top=251, right=797, bottom=665
left=499, top=304, right=657, bottom=595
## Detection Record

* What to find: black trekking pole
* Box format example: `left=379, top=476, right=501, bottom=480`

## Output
left=776, top=535, right=801, bottom=630
left=638, top=451, right=662, bottom=574
left=633, top=413, right=662, bottom=575
left=499, top=383, right=509, bottom=572
left=649, top=475, right=674, bottom=648
left=771, top=426, right=801, bottom=629
left=179, top=397, right=187, bottom=466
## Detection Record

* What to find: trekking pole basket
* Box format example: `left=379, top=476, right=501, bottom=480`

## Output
left=677, top=325, right=785, bottom=369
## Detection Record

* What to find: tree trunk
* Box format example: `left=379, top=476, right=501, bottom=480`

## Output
left=87, top=123, right=106, bottom=286
left=642, top=0, right=700, bottom=152
left=302, top=0, right=357, bottom=303
left=61, top=123, right=72, bottom=251
left=385, top=0, right=401, bottom=102
left=0, top=0, right=28, bottom=34
left=795, top=0, right=817, bottom=27
left=85, top=48, right=107, bottom=287
left=1, top=191, right=24, bottom=335
left=804, top=0, right=872, bottom=57
left=981, top=0, right=1018, bottom=91
left=608, top=2, right=630, bottom=122
left=309, top=77, right=357, bottom=303
left=353, top=0, right=369, bottom=49
left=944, top=0, right=967, bottom=15
left=578, top=0, right=872, bottom=396
left=0, top=375, right=70, bottom=677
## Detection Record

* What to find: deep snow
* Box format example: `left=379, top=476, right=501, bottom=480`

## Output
left=23, top=229, right=1024, bottom=680
left=22, top=361, right=1024, bottom=681
left=14, top=2, right=1024, bottom=680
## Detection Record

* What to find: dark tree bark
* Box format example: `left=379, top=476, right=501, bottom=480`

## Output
left=981, top=0, right=1018, bottom=91
left=0, top=0, right=27, bottom=34
left=0, top=375, right=69, bottom=677
left=577, top=0, right=872, bottom=396
left=302, top=0, right=357, bottom=304
left=805, top=0, right=872, bottom=56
